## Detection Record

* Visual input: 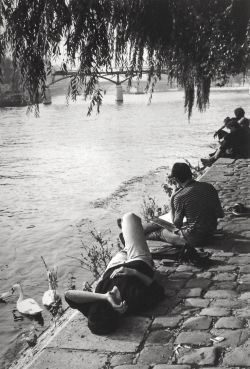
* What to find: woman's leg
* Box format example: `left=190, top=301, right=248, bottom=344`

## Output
left=122, top=212, right=153, bottom=266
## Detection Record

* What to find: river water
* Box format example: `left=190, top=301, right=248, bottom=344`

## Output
left=0, top=88, right=249, bottom=368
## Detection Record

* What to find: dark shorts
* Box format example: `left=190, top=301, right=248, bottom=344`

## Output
left=180, top=226, right=213, bottom=247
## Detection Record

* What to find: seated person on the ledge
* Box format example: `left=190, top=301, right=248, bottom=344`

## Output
left=143, top=163, right=224, bottom=247
left=202, top=118, right=250, bottom=166
left=65, top=213, right=164, bottom=335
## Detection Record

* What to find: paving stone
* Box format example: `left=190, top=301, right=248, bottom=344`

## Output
left=182, top=316, right=212, bottom=330
left=175, top=331, right=212, bottom=346
left=114, top=365, right=148, bottom=369
left=184, top=298, right=210, bottom=308
left=171, top=305, right=200, bottom=317
left=212, top=272, right=236, bottom=281
left=204, top=290, right=238, bottom=299
left=239, top=265, right=250, bottom=273
left=166, top=279, right=186, bottom=290
left=172, top=272, right=194, bottom=280
left=214, top=317, right=245, bottom=329
left=176, top=265, right=200, bottom=272
left=235, top=307, right=250, bottom=318
left=209, top=265, right=237, bottom=272
left=200, top=307, right=231, bottom=317
left=210, top=328, right=250, bottom=348
left=178, top=288, right=202, bottom=298
left=237, top=283, right=250, bottom=292
left=209, top=282, right=237, bottom=290
left=228, top=256, right=250, bottom=265
left=157, top=265, right=175, bottom=274
left=138, top=344, right=173, bottom=365
left=239, top=291, right=250, bottom=300
left=185, top=278, right=211, bottom=289
left=223, top=346, right=250, bottom=366
left=154, top=364, right=191, bottom=369
left=152, top=316, right=183, bottom=329
left=110, top=353, right=135, bottom=366
left=48, top=314, right=150, bottom=353
left=196, top=272, right=212, bottom=279
left=210, top=299, right=244, bottom=308
left=29, top=348, right=108, bottom=369
left=145, top=330, right=173, bottom=346
left=212, top=252, right=234, bottom=257
left=177, top=347, right=217, bottom=366
left=239, top=274, right=250, bottom=283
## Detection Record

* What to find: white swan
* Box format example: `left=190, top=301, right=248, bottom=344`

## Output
left=12, top=283, right=43, bottom=316
left=42, top=271, right=61, bottom=308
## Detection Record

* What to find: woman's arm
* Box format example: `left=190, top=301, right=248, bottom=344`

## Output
left=110, top=266, right=154, bottom=286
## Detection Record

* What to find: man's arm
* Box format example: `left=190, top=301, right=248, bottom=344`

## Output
left=171, top=192, right=184, bottom=229
left=110, top=266, right=154, bottom=286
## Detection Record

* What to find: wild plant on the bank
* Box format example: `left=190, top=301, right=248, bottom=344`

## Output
left=41, top=257, right=63, bottom=318
left=68, top=227, right=121, bottom=280
left=141, top=196, right=169, bottom=221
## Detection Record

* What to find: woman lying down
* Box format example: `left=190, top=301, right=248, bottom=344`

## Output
left=65, top=212, right=164, bottom=335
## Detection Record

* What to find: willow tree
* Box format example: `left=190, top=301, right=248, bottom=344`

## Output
left=0, top=0, right=249, bottom=117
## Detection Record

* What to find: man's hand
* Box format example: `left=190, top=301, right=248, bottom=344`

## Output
left=106, top=286, right=127, bottom=314
left=110, top=266, right=135, bottom=279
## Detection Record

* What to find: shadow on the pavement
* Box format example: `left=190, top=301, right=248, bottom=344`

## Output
left=205, top=232, right=250, bottom=253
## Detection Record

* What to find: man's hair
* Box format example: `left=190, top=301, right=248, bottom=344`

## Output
left=87, top=301, right=119, bottom=335
left=234, top=107, right=245, bottom=119
left=170, top=162, right=192, bottom=183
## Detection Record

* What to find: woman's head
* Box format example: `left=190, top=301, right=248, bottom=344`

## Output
left=88, top=301, right=119, bottom=335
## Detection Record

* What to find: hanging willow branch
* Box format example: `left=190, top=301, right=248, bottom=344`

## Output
left=1, top=0, right=250, bottom=118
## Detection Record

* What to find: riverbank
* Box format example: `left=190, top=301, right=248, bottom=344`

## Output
left=9, top=157, right=250, bottom=369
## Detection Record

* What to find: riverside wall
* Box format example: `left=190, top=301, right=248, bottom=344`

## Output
left=10, top=158, right=250, bottom=369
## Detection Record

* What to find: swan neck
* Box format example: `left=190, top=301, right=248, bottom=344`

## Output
left=17, top=285, right=24, bottom=302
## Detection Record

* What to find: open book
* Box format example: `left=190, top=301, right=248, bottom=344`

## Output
left=150, top=212, right=177, bottom=232
left=150, top=212, right=187, bottom=232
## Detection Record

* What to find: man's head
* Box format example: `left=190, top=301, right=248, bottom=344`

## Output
left=169, top=162, right=192, bottom=184
left=234, top=107, right=245, bottom=119
left=88, top=300, right=119, bottom=335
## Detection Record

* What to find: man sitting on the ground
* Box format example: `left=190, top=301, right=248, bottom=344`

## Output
left=65, top=212, right=164, bottom=335
left=143, top=162, right=224, bottom=247
left=202, top=118, right=250, bottom=166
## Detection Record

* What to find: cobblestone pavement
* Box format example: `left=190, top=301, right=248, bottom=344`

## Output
left=11, top=159, right=250, bottom=369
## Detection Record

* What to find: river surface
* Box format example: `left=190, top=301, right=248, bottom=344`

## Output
left=0, top=88, right=249, bottom=368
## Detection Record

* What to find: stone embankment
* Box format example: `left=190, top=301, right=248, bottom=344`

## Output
left=10, top=158, right=250, bottom=369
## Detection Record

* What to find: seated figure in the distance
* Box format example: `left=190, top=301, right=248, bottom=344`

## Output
left=143, top=163, right=224, bottom=248
left=202, top=117, right=250, bottom=166
left=65, top=213, right=164, bottom=335
left=213, top=107, right=249, bottom=140
left=234, top=107, right=249, bottom=130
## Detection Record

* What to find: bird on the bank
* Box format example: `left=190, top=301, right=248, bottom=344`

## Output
left=42, top=271, right=61, bottom=309
left=12, top=283, right=43, bottom=316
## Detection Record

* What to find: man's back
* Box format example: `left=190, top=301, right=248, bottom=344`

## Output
left=173, top=180, right=223, bottom=237
left=222, top=128, right=250, bottom=158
